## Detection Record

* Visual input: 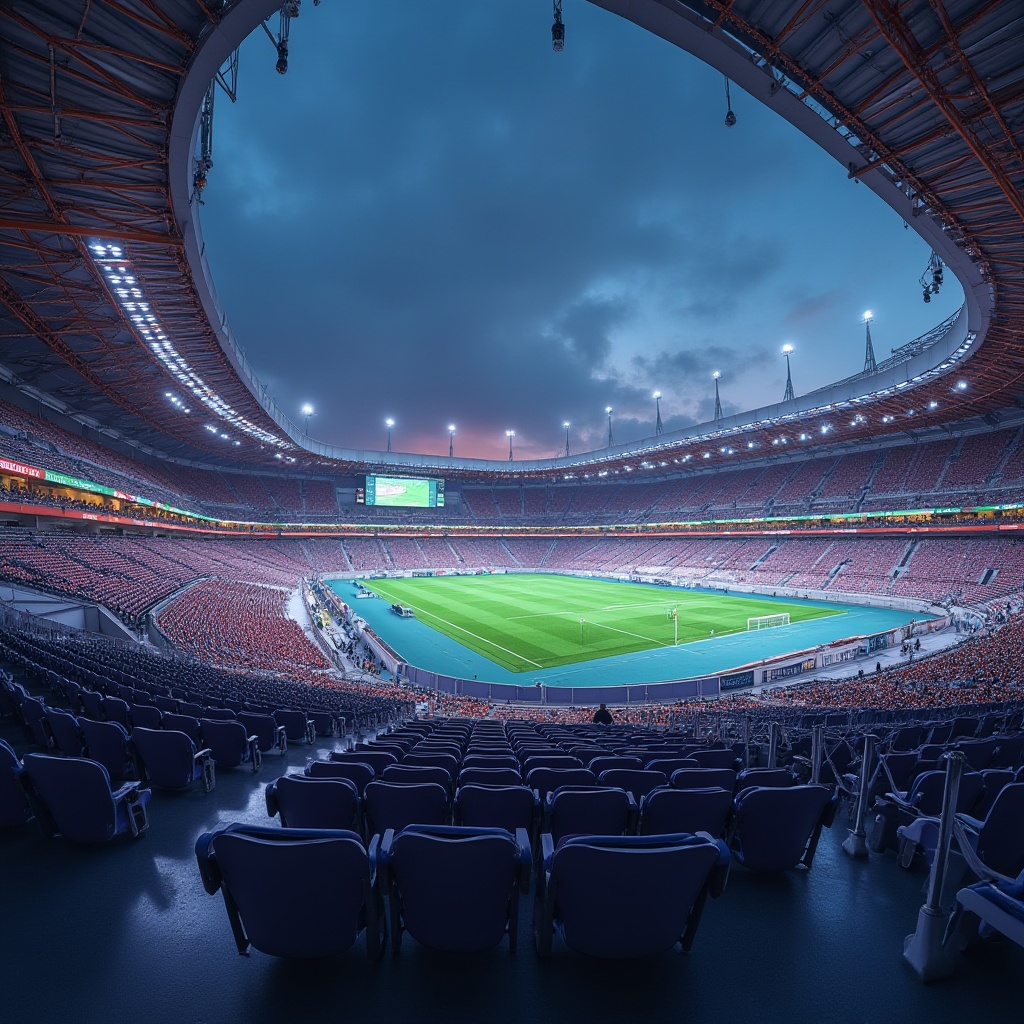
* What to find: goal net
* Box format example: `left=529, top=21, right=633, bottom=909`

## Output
left=747, top=612, right=790, bottom=631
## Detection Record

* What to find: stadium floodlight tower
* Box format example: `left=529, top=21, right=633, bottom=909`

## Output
left=301, top=403, right=314, bottom=435
left=654, top=392, right=663, bottom=435
left=563, top=421, right=571, bottom=457
left=448, top=424, right=456, bottom=458
left=712, top=372, right=723, bottom=421
left=862, top=311, right=877, bottom=373
left=606, top=406, right=614, bottom=447
left=506, top=429, right=515, bottom=462
left=782, top=344, right=795, bottom=402
left=385, top=418, right=394, bottom=453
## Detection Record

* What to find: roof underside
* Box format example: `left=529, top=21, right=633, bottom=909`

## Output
left=0, top=0, right=1021, bottom=479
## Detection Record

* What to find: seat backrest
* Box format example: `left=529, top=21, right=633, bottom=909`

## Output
left=22, top=753, right=118, bottom=842
left=587, top=756, right=643, bottom=775
left=548, top=786, right=632, bottom=844
left=200, top=718, right=250, bottom=767
left=195, top=823, right=372, bottom=958
left=639, top=786, right=733, bottom=837
left=689, top=749, right=737, bottom=770
left=102, top=696, right=130, bottom=727
left=44, top=707, right=85, bottom=758
left=129, top=703, right=162, bottom=730
left=671, top=767, right=736, bottom=791
left=382, top=765, right=453, bottom=790
left=161, top=713, right=202, bottom=744
left=908, top=770, right=984, bottom=815
left=646, top=757, right=700, bottom=776
left=270, top=774, right=359, bottom=830
left=402, top=752, right=460, bottom=774
left=236, top=712, right=278, bottom=750
left=597, top=768, right=666, bottom=801
left=975, top=783, right=1024, bottom=877
left=329, top=750, right=397, bottom=774
left=0, top=739, right=32, bottom=827
left=455, top=784, right=536, bottom=833
left=526, top=767, right=595, bottom=799
left=735, top=768, right=795, bottom=793
left=522, top=756, right=583, bottom=773
left=363, top=781, right=449, bottom=836
left=79, top=717, right=133, bottom=782
left=731, top=784, right=832, bottom=872
left=548, top=833, right=725, bottom=957
left=131, top=727, right=199, bottom=789
left=463, top=755, right=518, bottom=770
left=458, top=767, right=522, bottom=787
left=306, top=760, right=375, bottom=794
left=386, top=825, right=525, bottom=953
left=957, top=737, right=999, bottom=770
left=273, top=709, right=309, bottom=741
left=202, top=707, right=236, bottom=722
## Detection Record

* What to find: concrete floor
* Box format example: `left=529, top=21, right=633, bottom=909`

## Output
left=1, top=709, right=1019, bottom=1024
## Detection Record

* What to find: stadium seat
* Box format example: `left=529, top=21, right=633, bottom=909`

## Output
left=128, top=703, right=163, bottom=730
left=237, top=712, right=287, bottom=755
left=587, top=755, right=643, bottom=774
left=306, top=759, right=375, bottom=794
left=947, top=869, right=1024, bottom=951
left=131, top=727, right=215, bottom=793
left=200, top=718, right=261, bottom=772
left=730, top=784, right=837, bottom=872
left=375, top=824, right=531, bottom=953
left=273, top=709, right=315, bottom=744
left=462, top=755, right=519, bottom=771
left=454, top=784, right=539, bottom=842
left=265, top=774, right=360, bottom=831
left=0, top=739, right=33, bottom=827
left=546, top=786, right=635, bottom=844
left=21, top=752, right=150, bottom=842
left=526, top=766, right=595, bottom=799
left=195, top=822, right=384, bottom=958
left=44, top=707, right=86, bottom=758
left=735, top=767, right=796, bottom=793
left=533, top=831, right=729, bottom=957
left=329, top=750, right=397, bottom=774
left=363, top=780, right=449, bottom=837
left=596, top=768, right=666, bottom=802
left=671, top=767, right=736, bottom=791
left=79, top=717, right=136, bottom=783
left=161, top=713, right=202, bottom=745
left=638, top=786, right=734, bottom=838
left=382, top=764, right=454, bottom=797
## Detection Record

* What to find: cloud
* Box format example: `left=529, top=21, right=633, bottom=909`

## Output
left=197, top=0, right=959, bottom=459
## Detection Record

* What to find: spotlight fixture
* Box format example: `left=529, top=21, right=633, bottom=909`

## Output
left=551, top=0, right=564, bottom=51
left=919, top=251, right=944, bottom=304
left=724, top=77, right=737, bottom=127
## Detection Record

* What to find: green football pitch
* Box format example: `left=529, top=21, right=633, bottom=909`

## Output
left=364, top=573, right=842, bottom=673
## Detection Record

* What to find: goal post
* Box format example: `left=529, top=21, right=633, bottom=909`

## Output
left=747, top=612, right=790, bottom=631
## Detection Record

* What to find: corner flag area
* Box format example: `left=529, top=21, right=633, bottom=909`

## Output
left=363, top=573, right=841, bottom=673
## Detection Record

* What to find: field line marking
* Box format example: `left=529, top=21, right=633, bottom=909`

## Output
left=369, top=591, right=544, bottom=669
left=583, top=619, right=674, bottom=648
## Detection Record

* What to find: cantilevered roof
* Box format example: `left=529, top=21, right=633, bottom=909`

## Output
left=0, top=0, right=1021, bottom=479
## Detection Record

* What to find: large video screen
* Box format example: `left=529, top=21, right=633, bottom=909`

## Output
left=363, top=475, right=444, bottom=508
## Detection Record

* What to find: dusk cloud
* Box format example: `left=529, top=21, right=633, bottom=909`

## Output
left=200, top=0, right=963, bottom=461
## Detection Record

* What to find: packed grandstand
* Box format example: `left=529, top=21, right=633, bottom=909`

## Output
left=1, top=1, right=1023, bottom=1020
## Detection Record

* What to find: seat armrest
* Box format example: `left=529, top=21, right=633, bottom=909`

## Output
left=540, top=831, right=555, bottom=872
left=955, top=813, right=984, bottom=833
left=112, top=780, right=142, bottom=800
left=515, top=827, right=532, bottom=894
